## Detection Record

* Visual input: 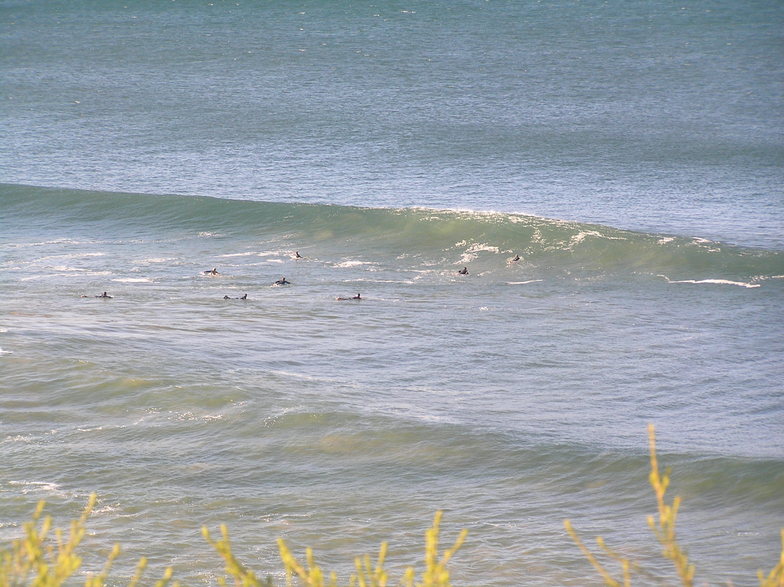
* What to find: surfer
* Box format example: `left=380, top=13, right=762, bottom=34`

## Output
left=337, top=293, right=361, bottom=301
left=96, top=292, right=112, bottom=298
left=204, top=267, right=219, bottom=275
left=224, top=293, right=248, bottom=300
left=511, top=254, right=520, bottom=262
left=274, top=277, right=291, bottom=285
left=294, top=251, right=302, bottom=259
left=458, top=267, right=468, bottom=275
left=240, top=293, right=247, bottom=300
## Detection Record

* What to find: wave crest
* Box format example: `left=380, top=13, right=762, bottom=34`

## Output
left=3, top=183, right=783, bottom=282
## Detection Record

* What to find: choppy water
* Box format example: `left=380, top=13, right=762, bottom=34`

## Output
left=1, top=1, right=783, bottom=585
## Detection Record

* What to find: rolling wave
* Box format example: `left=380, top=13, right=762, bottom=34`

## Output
left=3, top=183, right=783, bottom=282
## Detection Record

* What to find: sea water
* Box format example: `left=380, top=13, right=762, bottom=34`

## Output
left=1, top=2, right=783, bottom=585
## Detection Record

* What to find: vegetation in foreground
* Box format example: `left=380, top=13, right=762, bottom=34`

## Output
left=1, top=425, right=782, bottom=586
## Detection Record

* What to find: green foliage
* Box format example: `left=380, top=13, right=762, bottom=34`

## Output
left=1, top=427, right=782, bottom=586
left=207, top=510, right=467, bottom=587
left=564, top=424, right=784, bottom=586
left=0, top=504, right=465, bottom=587
left=0, top=494, right=174, bottom=587
left=202, top=525, right=273, bottom=587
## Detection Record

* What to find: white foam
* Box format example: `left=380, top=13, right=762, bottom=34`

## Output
left=220, top=251, right=259, bottom=257
left=19, top=271, right=110, bottom=280
left=49, top=267, right=112, bottom=276
left=353, top=278, right=416, bottom=284
left=467, top=243, right=501, bottom=254
left=255, top=251, right=286, bottom=257
left=687, top=238, right=721, bottom=252
left=334, top=260, right=378, bottom=268
left=7, top=480, right=66, bottom=496
left=173, top=411, right=223, bottom=422
left=506, top=280, right=543, bottom=285
left=457, top=242, right=501, bottom=263
left=659, top=275, right=760, bottom=288
left=20, top=274, right=50, bottom=281
left=4, top=434, right=32, bottom=442
left=112, top=277, right=153, bottom=283
left=11, top=239, right=96, bottom=248
left=568, top=230, right=626, bottom=249
left=138, top=257, right=175, bottom=264
left=92, top=504, right=121, bottom=515
left=50, top=265, right=82, bottom=272
left=76, top=425, right=106, bottom=433
left=36, top=252, right=106, bottom=262
left=267, top=370, right=335, bottom=384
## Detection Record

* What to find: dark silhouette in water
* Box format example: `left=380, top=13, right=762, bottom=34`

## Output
left=96, top=292, right=112, bottom=298
left=224, top=294, right=248, bottom=300
left=337, top=293, right=361, bottom=301
left=274, top=277, right=291, bottom=285
left=511, top=255, right=520, bottom=262
left=458, top=267, right=468, bottom=275
left=204, top=267, right=219, bottom=275
left=294, top=251, right=302, bottom=259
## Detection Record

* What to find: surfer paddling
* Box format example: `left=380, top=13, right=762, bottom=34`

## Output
left=96, top=291, right=112, bottom=298
left=336, top=293, right=361, bottom=301
left=274, top=277, right=291, bottom=285
left=223, top=294, right=248, bottom=300
left=458, top=267, right=468, bottom=275
left=204, top=267, right=219, bottom=275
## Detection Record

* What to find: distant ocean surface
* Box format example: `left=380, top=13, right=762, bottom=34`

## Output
left=1, top=1, right=783, bottom=585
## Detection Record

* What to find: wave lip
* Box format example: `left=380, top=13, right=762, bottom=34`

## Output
left=3, top=183, right=784, bottom=283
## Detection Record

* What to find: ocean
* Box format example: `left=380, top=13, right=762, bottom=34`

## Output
left=1, top=1, right=783, bottom=585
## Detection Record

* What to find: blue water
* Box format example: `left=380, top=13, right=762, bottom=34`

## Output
left=1, top=1, right=783, bottom=585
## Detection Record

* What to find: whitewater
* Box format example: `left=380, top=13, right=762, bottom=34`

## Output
left=1, top=1, right=783, bottom=585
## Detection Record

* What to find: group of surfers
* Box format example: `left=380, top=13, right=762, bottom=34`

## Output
left=91, top=251, right=521, bottom=302
left=202, top=251, right=361, bottom=301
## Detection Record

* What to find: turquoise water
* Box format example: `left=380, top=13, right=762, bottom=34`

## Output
left=1, top=1, right=783, bottom=585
